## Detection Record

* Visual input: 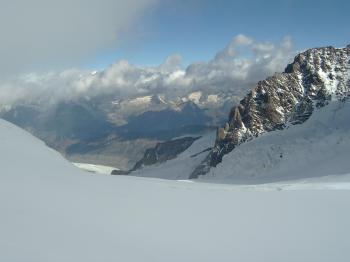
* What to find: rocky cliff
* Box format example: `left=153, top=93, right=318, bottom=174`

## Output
left=191, top=45, right=350, bottom=178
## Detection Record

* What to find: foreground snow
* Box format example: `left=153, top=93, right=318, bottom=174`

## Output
left=1, top=119, right=350, bottom=261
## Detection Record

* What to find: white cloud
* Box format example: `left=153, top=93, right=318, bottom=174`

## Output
left=0, top=0, right=158, bottom=76
left=0, top=35, right=296, bottom=108
left=232, top=34, right=254, bottom=46
left=158, top=54, right=183, bottom=73
left=215, top=34, right=255, bottom=61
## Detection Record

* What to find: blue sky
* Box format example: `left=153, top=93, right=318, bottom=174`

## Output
left=0, top=0, right=347, bottom=75
left=0, top=0, right=348, bottom=106
left=90, top=0, right=350, bottom=69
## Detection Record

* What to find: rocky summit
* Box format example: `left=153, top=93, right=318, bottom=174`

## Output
left=191, top=45, right=350, bottom=179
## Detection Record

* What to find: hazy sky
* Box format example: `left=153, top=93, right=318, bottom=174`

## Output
left=0, top=0, right=348, bottom=75
left=0, top=0, right=159, bottom=76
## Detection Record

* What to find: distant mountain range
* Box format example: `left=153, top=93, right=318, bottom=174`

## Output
left=122, top=44, right=350, bottom=181
left=1, top=44, right=349, bottom=178
left=0, top=88, right=239, bottom=169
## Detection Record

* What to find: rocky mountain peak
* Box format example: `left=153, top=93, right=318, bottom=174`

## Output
left=190, top=45, right=350, bottom=178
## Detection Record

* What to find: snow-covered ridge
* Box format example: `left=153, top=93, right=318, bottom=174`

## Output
left=204, top=99, right=350, bottom=183
left=0, top=118, right=82, bottom=177
left=191, top=45, right=350, bottom=178
left=126, top=99, right=350, bottom=184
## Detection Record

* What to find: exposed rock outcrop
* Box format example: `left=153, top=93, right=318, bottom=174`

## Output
left=191, top=45, right=350, bottom=179
left=131, top=136, right=199, bottom=170
left=111, top=136, right=200, bottom=174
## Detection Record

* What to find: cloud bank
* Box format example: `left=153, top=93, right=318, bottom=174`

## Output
left=0, top=35, right=295, bottom=108
left=0, top=0, right=158, bottom=76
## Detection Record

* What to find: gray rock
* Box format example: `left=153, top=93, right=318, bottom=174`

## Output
left=111, top=170, right=130, bottom=175
left=131, top=136, right=200, bottom=171
left=191, top=45, right=350, bottom=179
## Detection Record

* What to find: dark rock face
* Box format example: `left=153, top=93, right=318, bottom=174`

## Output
left=190, top=45, right=350, bottom=179
left=131, top=136, right=200, bottom=171
left=111, top=170, right=130, bottom=175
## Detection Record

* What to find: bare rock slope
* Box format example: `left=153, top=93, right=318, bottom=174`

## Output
left=191, top=45, right=350, bottom=178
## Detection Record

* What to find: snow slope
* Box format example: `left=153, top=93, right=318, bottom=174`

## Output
left=1, top=119, right=350, bottom=262
left=131, top=99, right=350, bottom=183
left=131, top=131, right=216, bottom=179
left=204, top=99, right=350, bottom=184
left=72, top=162, right=119, bottom=174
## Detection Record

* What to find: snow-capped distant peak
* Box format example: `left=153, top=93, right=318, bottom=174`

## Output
left=128, top=95, right=153, bottom=106
left=207, top=94, right=219, bottom=104
left=154, top=95, right=168, bottom=105
left=188, top=91, right=202, bottom=104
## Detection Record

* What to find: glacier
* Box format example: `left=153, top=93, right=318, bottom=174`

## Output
left=1, top=118, right=350, bottom=261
